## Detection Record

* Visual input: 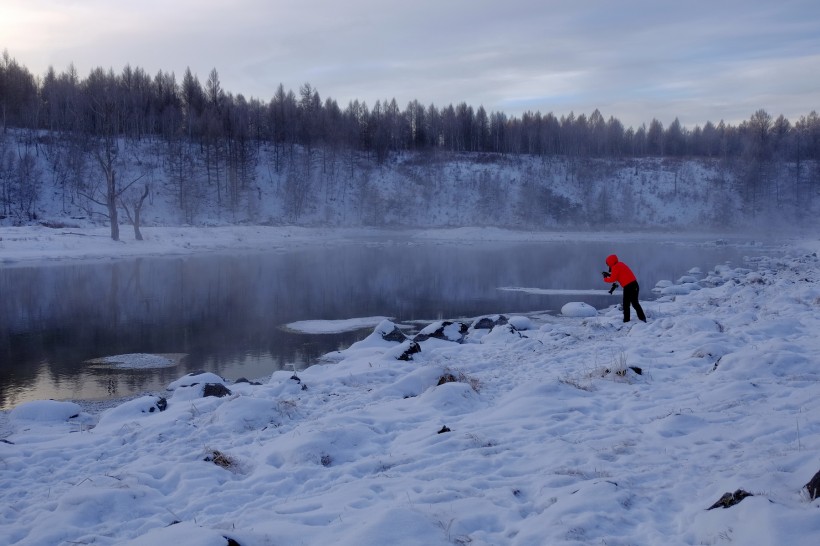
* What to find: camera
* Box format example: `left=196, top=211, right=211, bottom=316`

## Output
left=608, top=283, right=618, bottom=295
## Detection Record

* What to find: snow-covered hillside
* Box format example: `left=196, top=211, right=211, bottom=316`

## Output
left=3, top=131, right=816, bottom=233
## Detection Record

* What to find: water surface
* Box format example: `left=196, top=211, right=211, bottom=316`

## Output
left=0, top=238, right=772, bottom=409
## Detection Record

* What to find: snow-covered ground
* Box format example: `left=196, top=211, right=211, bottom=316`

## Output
left=1, top=226, right=820, bottom=545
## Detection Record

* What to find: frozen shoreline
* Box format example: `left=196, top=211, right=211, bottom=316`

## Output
left=0, top=224, right=803, bottom=268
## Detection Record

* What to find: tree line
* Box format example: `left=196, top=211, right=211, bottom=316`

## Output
left=2, top=51, right=819, bottom=161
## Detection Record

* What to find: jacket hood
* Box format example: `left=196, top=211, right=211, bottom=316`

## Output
left=606, top=254, right=619, bottom=267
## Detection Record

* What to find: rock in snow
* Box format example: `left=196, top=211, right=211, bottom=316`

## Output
left=560, top=301, right=598, bottom=317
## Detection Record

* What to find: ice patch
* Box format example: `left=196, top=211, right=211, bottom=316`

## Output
left=85, top=353, right=186, bottom=369
left=284, top=316, right=393, bottom=334
left=498, top=286, right=611, bottom=295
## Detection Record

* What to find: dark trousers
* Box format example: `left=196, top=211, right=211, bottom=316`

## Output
left=622, top=281, right=646, bottom=322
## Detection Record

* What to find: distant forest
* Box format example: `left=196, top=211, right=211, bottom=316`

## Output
left=1, top=50, right=819, bottom=235
left=3, top=51, right=819, bottom=159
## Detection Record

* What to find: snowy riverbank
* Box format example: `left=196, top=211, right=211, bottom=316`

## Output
left=0, top=224, right=796, bottom=267
left=1, top=230, right=820, bottom=544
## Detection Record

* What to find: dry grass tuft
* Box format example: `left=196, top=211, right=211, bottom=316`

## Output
left=205, top=449, right=237, bottom=470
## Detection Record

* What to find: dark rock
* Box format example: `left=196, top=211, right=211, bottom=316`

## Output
left=805, top=469, right=820, bottom=500
left=397, top=341, right=421, bottom=361
left=437, top=373, right=458, bottom=386
left=473, top=317, right=495, bottom=329
left=235, top=377, right=262, bottom=385
left=203, top=383, right=232, bottom=398
left=156, top=397, right=168, bottom=412
left=287, top=374, right=307, bottom=390
left=707, top=489, right=753, bottom=510
left=381, top=325, right=408, bottom=343
left=413, top=321, right=469, bottom=343
left=438, top=425, right=451, bottom=434
left=606, top=366, right=643, bottom=377
left=473, top=315, right=508, bottom=330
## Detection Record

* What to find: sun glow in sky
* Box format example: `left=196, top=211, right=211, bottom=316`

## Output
left=2, top=0, right=819, bottom=128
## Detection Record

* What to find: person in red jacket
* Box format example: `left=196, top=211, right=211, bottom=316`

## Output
left=602, top=254, right=647, bottom=323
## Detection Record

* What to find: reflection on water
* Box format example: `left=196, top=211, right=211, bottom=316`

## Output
left=0, top=238, right=770, bottom=409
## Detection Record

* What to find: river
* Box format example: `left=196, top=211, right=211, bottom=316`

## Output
left=0, top=237, right=774, bottom=409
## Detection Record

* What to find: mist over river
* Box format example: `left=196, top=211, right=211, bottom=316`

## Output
left=0, top=237, right=775, bottom=409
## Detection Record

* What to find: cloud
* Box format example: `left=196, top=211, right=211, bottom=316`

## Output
left=3, top=0, right=820, bottom=127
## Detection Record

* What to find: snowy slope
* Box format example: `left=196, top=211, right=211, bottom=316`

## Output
left=5, top=130, right=815, bottom=233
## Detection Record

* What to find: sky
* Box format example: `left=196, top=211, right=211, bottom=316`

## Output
left=2, top=0, right=819, bottom=128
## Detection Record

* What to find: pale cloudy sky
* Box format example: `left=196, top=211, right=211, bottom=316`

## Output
left=3, top=0, right=819, bottom=128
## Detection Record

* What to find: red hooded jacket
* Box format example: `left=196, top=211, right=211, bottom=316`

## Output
left=604, top=254, right=637, bottom=286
